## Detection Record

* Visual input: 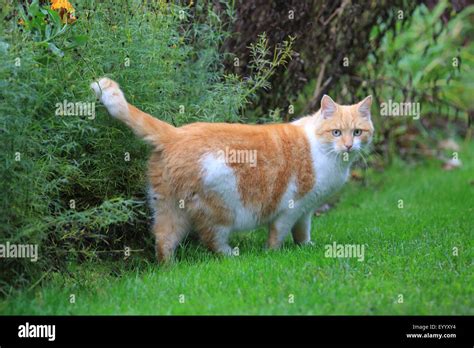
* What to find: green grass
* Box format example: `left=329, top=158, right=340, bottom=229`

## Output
left=1, top=145, right=473, bottom=315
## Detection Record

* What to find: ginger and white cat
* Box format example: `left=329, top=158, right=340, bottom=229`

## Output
left=91, top=78, right=374, bottom=262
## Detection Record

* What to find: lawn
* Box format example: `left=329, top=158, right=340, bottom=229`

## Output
left=1, top=145, right=472, bottom=315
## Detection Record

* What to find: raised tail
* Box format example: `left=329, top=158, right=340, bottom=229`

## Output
left=91, top=77, right=176, bottom=147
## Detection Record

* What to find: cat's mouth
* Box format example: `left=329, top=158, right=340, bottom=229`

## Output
left=336, top=143, right=367, bottom=155
left=334, top=147, right=363, bottom=162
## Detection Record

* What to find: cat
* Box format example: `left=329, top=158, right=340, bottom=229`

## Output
left=91, top=77, right=374, bottom=262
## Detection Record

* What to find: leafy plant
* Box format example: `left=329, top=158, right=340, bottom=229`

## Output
left=356, top=1, right=474, bottom=161
left=0, top=0, right=293, bottom=295
left=18, top=0, right=85, bottom=57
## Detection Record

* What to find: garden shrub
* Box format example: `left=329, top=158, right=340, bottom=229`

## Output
left=0, top=0, right=293, bottom=294
left=340, top=1, right=473, bottom=162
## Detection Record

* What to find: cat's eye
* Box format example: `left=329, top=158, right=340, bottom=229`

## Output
left=353, top=129, right=362, bottom=136
left=332, top=129, right=342, bottom=137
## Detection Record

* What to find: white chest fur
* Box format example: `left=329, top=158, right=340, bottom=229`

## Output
left=305, top=127, right=351, bottom=203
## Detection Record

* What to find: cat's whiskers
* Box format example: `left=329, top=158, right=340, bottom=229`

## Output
left=322, top=147, right=339, bottom=158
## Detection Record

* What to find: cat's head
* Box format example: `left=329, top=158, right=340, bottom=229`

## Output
left=315, top=95, right=374, bottom=157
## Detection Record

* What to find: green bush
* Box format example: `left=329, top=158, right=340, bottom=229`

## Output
left=356, top=1, right=474, bottom=161
left=290, top=1, right=472, bottom=164
left=0, top=0, right=292, bottom=295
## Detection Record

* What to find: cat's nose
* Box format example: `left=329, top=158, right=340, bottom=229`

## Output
left=345, top=144, right=353, bottom=151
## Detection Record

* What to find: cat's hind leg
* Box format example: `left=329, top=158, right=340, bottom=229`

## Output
left=152, top=206, right=189, bottom=263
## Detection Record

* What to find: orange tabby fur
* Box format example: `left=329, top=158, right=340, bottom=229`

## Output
left=91, top=78, right=374, bottom=262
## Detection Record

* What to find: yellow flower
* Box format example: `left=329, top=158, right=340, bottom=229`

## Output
left=50, top=0, right=75, bottom=13
left=50, top=0, right=76, bottom=24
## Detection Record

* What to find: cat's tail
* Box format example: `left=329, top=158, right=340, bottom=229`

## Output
left=91, top=77, right=176, bottom=148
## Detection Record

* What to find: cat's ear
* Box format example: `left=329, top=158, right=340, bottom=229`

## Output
left=358, top=95, right=372, bottom=119
left=321, top=94, right=337, bottom=119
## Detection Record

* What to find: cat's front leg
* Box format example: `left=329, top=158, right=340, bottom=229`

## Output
left=199, top=226, right=233, bottom=256
left=267, top=219, right=292, bottom=250
left=291, top=212, right=313, bottom=246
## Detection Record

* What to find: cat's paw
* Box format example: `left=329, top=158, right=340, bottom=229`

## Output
left=217, top=245, right=234, bottom=256
left=90, top=77, right=127, bottom=118
left=296, top=240, right=314, bottom=247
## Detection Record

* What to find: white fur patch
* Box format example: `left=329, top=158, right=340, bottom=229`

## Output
left=91, top=78, right=128, bottom=120
left=200, top=152, right=258, bottom=232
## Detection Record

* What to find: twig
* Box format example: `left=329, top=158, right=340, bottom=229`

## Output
left=319, top=0, right=351, bottom=26
left=27, top=268, right=52, bottom=292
